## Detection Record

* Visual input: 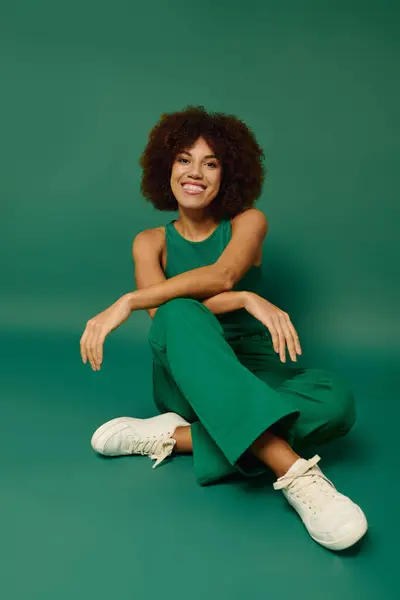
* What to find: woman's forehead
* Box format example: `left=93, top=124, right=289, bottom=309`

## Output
left=179, top=137, right=218, bottom=157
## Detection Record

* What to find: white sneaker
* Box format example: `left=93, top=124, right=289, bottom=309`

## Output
left=91, top=412, right=190, bottom=469
left=273, top=455, right=368, bottom=551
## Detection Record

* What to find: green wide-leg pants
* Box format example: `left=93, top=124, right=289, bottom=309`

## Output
left=148, top=298, right=356, bottom=486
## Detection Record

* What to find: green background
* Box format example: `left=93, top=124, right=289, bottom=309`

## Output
left=1, top=1, right=398, bottom=599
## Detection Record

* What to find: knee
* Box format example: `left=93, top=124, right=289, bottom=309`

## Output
left=158, top=298, right=200, bottom=316
left=154, top=298, right=203, bottom=324
left=148, top=298, right=203, bottom=345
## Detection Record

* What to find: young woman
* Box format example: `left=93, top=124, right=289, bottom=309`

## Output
left=80, top=106, right=367, bottom=552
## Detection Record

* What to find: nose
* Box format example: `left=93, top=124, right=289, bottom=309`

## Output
left=187, top=160, right=203, bottom=179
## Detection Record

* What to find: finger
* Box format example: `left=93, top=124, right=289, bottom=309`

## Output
left=80, top=329, right=88, bottom=364
left=92, top=327, right=105, bottom=370
left=265, top=320, right=279, bottom=354
left=97, top=334, right=104, bottom=369
left=85, top=326, right=97, bottom=371
left=273, top=317, right=286, bottom=363
left=90, top=325, right=100, bottom=369
left=284, top=315, right=302, bottom=354
left=278, top=313, right=297, bottom=362
left=92, top=325, right=104, bottom=371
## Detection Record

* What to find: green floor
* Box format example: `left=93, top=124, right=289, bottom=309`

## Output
left=2, top=0, right=398, bottom=597
left=2, top=330, right=397, bottom=600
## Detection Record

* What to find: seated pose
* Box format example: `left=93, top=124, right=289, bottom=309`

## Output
left=80, top=105, right=368, bottom=552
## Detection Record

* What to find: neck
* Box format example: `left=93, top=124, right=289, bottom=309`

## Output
left=174, top=208, right=219, bottom=242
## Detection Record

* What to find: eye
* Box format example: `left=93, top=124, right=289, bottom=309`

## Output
left=206, top=162, right=218, bottom=168
left=177, top=157, right=189, bottom=164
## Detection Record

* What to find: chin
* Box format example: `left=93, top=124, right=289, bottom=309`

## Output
left=178, top=195, right=206, bottom=206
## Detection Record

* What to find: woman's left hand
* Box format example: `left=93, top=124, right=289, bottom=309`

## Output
left=80, top=294, right=132, bottom=371
left=244, top=292, right=302, bottom=363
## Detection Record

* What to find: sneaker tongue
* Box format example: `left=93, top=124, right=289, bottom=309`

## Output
left=285, top=458, right=309, bottom=477
left=273, top=455, right=323, bottom=492
left=289, top=472, right=318, bottom=494
left=284, top=459, right=323, bottom=494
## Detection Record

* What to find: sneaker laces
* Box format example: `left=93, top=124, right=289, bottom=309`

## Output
left=273, top=455, right=338, bottom=515
left=129, top=436, right=177, bottom=469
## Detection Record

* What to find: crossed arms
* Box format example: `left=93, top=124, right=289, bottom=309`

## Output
left=79, top=210, right=302, bottom=370
left=130, top=208, right=267, bottom=317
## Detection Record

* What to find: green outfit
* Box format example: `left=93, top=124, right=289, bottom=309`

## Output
left=148, top=218, right=356, bottom=486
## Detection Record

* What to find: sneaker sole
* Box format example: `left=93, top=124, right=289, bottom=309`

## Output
left=310, top=509, right=368, bottom=551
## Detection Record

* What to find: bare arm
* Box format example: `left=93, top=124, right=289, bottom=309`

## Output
left=132, top=229, right=168, bottom=319
left=80, top=212, right=298, bottom=372
left=215, top=208, right=268, bottom=286
left=202, top=291, right=248, bottom=314
left=132, top=229, right=249, bottom=318
left=131, top=209, right=266, bottom=313
left=132, top=229, right=232, bottom=315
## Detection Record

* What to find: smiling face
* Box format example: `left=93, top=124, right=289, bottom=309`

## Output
left=170, top=137, right=222, bottom=211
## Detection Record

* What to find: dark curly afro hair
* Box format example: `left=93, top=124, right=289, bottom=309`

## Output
left=139, top=105, right=266, bottom=221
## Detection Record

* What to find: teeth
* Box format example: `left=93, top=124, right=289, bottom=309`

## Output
left=183, top=184, right=204, bottom=191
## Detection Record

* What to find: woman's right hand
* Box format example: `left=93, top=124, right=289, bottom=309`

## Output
left=244, top=292, right=302, bottom=363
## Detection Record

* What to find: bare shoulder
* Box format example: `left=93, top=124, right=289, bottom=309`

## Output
left=231, top=208, right=268, bottom=234
left=229, top=209, right=267, bottom=267
left=132, top=225, right=166, bottom=258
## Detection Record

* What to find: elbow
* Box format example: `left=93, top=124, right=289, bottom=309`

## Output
left=217, top=266, right=234, bottom=292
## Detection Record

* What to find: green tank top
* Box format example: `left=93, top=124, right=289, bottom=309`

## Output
left=164, top=218, right=266, bottom=340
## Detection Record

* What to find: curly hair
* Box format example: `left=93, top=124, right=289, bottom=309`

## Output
left=139, top=105, right=266, bottom=221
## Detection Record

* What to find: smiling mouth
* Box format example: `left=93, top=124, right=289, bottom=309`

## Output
left=182, top=183, right=206, bottom=195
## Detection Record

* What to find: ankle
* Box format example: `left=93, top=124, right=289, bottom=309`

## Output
left=172, top=425, right=193, bottom=453
left=251, top=430, right=301, bottom=478
left=274, top=456, right=301, bottom=479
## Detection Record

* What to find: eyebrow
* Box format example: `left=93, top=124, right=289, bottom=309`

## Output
left=180, top=150, right=218, bottom=160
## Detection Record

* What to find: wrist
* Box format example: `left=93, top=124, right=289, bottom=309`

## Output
left=125, top=291, right=138, bottom=311
left=242, top=291, right=256, bottom=310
